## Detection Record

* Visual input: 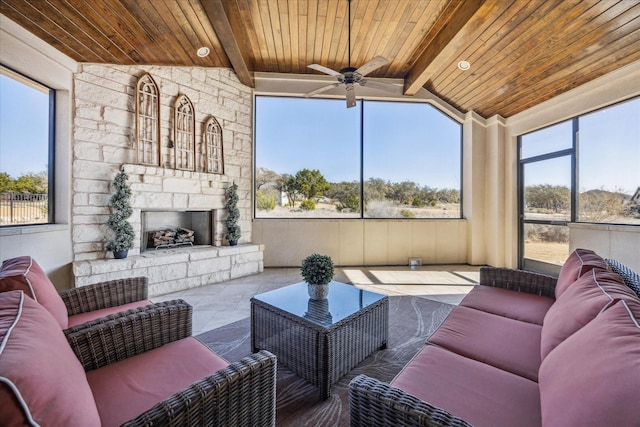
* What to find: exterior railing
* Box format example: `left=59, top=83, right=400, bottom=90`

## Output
left=0, top=192, right=48, bottom=225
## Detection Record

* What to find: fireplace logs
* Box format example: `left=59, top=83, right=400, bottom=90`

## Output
left=148, top=228, right=195, bottom=249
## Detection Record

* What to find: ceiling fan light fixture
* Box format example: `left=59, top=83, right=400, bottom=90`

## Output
left=197, top=47, right=210, bottom=57
left=458, top=60, right=471, bottom=71
left=304, top=0, right=395, bottom=108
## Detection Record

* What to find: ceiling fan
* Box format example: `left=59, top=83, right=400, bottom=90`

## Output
left=304, top=0, right=397, bottom=108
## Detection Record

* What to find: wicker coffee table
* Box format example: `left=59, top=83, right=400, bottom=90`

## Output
left=251, top=281, right=389, bottom=400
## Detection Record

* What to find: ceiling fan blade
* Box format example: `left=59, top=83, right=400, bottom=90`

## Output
left=359, top=79, right=398, bottom=93
left=308, top=63, right=343, bottom=77
left=304, top=82, right=342, bottom=98
left=345, top=84, right=356, bottom=108
left=354, top=56, right=389, bottom=77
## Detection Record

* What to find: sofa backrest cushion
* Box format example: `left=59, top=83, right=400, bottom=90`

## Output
left=0, top=256, right=69, bottom=329
left=539, top=299, right=640, bottom=426
left=541, top=269, right=636, bottom=359
left=555, top=248, right=608, bottom=299
left=0, top=290, right=100, bottom=426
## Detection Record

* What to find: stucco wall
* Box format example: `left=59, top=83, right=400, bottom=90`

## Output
left=0, top=15, right=75, bottom=289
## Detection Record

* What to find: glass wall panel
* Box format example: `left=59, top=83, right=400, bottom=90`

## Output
left=520, top=121, right=572, bottom=159
left=523, top=156, right=572, bottom=222
left=255, top=97, right=361, bottom=218
left=362, top=101, right=461, bottom=218
left=577, top=98, right=640, bottom=224
left=522, top=156, right=572, bottom=267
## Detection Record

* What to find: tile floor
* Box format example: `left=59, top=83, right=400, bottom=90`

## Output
left=152, top=264, right=480, bottom=336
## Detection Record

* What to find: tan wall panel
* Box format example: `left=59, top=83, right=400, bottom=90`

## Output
left=253, top=219, right=469, bottom=267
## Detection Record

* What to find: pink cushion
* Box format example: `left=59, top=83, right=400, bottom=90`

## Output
left=392, top=345, right=541, bottom=427
left=0, top=290, right=100, bottom=426
left=539, top=299, right=640, bottom=426
left=0, top=256, right=69, bottom=329
left=460, top=285, right=555, bottom=325
left=67, top=299, right=151, bottom=328
left=541, top=269, right=636, bottom=360
left=427, top=306, right=542, bottom=381
left=87, top=336, right=229, bottom=426
left=555, top=248, right=607, bottom=298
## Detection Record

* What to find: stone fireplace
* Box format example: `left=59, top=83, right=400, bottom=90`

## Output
left=69, top=65, right=261, bottom=296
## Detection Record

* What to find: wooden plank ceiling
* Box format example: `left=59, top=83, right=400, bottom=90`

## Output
left=2, top=0, right=639, bottom=118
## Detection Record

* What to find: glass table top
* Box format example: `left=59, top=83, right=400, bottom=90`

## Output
left=251, top=281, right=387, bottom=327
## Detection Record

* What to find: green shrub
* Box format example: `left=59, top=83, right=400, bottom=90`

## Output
left=412, top=198, right=426, bottom=207
left=400, top=209, right=415, bottom=218
left=256, top=190, right=276, bottom=211
left=300, top=199, right=316, bottom=210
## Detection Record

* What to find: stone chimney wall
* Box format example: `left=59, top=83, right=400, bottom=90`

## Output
left=72, top=65, right=253, bottom=261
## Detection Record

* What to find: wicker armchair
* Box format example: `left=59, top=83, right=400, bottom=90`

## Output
left=59, top=276, right=149, bottom=316
left=1, top=256, right=156, bottom=331
left=65, top=300, right=277, bottom=427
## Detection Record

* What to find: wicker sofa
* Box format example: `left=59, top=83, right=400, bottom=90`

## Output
left=350, top=249, right=640, bottom=427
left=0, top=290, right=277, bottom=426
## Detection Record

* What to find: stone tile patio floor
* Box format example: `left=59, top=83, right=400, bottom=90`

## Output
left=152, top=264, right=480, bottom=336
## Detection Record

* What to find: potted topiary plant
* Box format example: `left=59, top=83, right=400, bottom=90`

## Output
left=225, top=182, right=241, bottom=246
left=106, top=169, right=134, bottom=259
left=301, top=253, right=334, bottom=299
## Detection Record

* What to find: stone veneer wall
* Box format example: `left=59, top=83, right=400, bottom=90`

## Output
left=71, top=64, right=260, bottom=295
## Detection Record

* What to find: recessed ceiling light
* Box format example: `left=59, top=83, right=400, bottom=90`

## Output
left=197, top=47, right=210, bottom=57
left=457, top=60, right=471, bottom=71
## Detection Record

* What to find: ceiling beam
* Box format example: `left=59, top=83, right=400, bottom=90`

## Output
left=404, top=0, right=486, bottom=96
left=201, top=0, right=254, bottom=88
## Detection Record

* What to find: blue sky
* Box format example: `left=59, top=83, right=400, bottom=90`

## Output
left=255, top=96, right=461, bottom=189
left=521, top=98, right=640, bottom=194
left=0, top=73, right=50, bottom=178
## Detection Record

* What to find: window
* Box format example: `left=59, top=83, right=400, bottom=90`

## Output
left=0, top=66, right=54, bottom=226
left=203, top=116, right=224, bottom=174
left=174, top=94, right=195, bottom=171
left=518, top=96, right=640, bottom=268
left=577, top=98, right=640, bottom=224
left=363, top=101, right=461, bottom=218
left=254, top=96, right=462, bottom=219
left=136, top=73, right=160, bottom=166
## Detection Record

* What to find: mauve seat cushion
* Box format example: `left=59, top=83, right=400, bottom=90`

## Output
left=87, top=336, right=229, bottom=427
left=555, top=248, right=608, bottom=298
left=67, top=300, right=151, bottom=328
left=0, top=290, right=100, bottom=426
left=428, top=306, right=542, bottom=381
left=541, top=269, right=636, bottom=359
left=392, top=345, right=541, bottom=427
left=0, top=256, right=69, bottom=329
left=460, top=284, right=555, bottom=325
left=539, top=299, right=640, bottom=426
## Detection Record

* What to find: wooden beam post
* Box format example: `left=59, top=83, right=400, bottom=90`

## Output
left=404, top=0, right=486, bottom=96
left=202, top=0, right=254, bottom=88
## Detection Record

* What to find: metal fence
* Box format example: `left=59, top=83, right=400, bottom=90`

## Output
left=0, top=192, right=49, bottom=225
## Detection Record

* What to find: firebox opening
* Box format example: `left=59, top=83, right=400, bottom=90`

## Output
left=141, top=210, right=215, bottom=251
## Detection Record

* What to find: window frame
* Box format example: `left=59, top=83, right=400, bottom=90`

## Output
left=517, top=96, right=639, bottom=268
left=0, top=65, right=55, bottom=227
left=253, top=95, right=463, bottom=220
